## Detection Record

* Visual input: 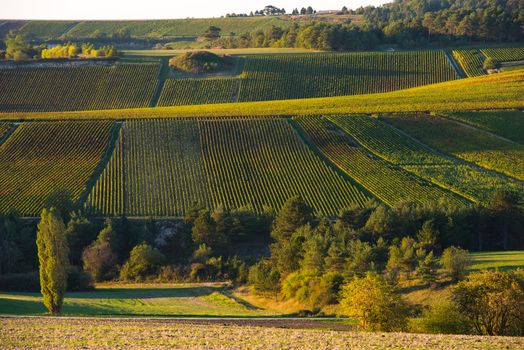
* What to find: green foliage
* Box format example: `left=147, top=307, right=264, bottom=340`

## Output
left=415, top=250, right=439, bottom=285
left=200, top=26, right=221, bottom=40
left=169, top=51, right=232, bottom=74
left=36, top=207, right=69, bottom=314
left=480, top=48, right=524, bottom=63
left=4, top=31, right=33, bottom=60
left=482, top=57, right=496, bottom=70
left=248, top=260, right=280, bottom=295
left=339, top=272, right=410, bottom=331
left=120, top=243, right=166, bottom=281
left=411, top=301, right=471, bottom=334
left=452, top=269, right=524, bottom=336
left=441, top=246, right=471, bottom=282
left=0, top=63, right=160, bottom=112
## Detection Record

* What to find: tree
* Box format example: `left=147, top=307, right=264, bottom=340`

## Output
left=120, top=243, right=166, bottom=281
left=82, top=229, right=117, bottom=282
left=452, top=269, right=524, bottom=336
left=43, top=188, right=74, bottom=223
left=271, top=196, right=313, bottom=243
left=489, top=190, right=522, bottom=250
left=415, top=250, right=439, bottom=285
left=201, top=26, right=221, bottom=41
left=483, top=57, right=496, bottom=70
left=65, top=212, right=98, bottom=266
left=192, top=209, right=227, bottom=252
left=416, top=219, right=439, bottom=252
left=340, top=272, right=410, bottom=331
left=441, top=246, right=470, bottom=282
left=36, top=208, right=69, bottom=314
left=248, top=260, right=280, bottom=298
left=5, top=31, right=33, bottom=60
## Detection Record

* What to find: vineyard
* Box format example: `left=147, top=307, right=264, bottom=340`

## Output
left=65, top=17, right=290, bottom=39
left=0, top=121, right=115, bottom=216
left=452, top=50, right=485, bottom=77
left=328, top=115, right=524, bottom=203
left=440, top=111, right=524, bottom=144
left=237, top=51, right=458, bottom=101
left=381, top=114, right=524, bottom=182
left=157, top=78, right=239, bottom=106
left=89, top=119, right=209, bottom=217
left=0, top=62, right=160, bottom=112
left=18, top=20, right=78, bottom=40
left=198, top=118, right=369, bottom=215
left=0, top=123, right=12, bottom=140
left=294, top=116, right=462, bottom=207
left=480, top=47, right=524, bottom=62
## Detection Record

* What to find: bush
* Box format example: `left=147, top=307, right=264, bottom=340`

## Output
left=339, top=272, right=410, bottom=331
left=410, top=301, right=471, bottom=334
left=168, top=51, right=233, bottom=74
left=248, top=260, right=280, bottom=297
left=67, top=266, right=94, bottom=292
left=120, top=243, right=166, bottom=281
left=82, top=239, right=118, bottom=282
left=452, top=269, right=524, bottom=336
left=483, top=57, right=496, bottom=70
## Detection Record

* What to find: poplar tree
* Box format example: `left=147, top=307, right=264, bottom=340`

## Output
left=36, top=208, right=69, bottom=315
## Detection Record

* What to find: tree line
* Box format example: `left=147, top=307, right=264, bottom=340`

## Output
left=0, top=189, right=522, bottom=334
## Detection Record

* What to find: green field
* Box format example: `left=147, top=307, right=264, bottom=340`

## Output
left=440, top=110, right=524, bottom=144
left=18, top=20, right=78, bottom=40
left=0, top=62, right=160, bottom=112
left=0, top=121, right=116, bottom=216
left=158, top=78, right=240, bottom=106
left=0, top=284, right=273, bottom=316
left=381, top=114, right=524, bottom=181
left=469, top=251, right=524, bottom=271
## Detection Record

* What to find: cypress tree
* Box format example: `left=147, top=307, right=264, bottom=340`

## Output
left=36, top=207, right=69, bottom=315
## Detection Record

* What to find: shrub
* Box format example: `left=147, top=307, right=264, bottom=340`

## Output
left=248, top=260, right=280, bottom=297
left=120, top=244, right=166, bottom=281
left=410, top=300, right=471, bottom=334
left=82, top=239, right=118, bottom=282
left=483, top=57, right=496, bottom=70
left=339, top=272, right=410, bottom=331
left=67, top=266, right=94, bottom=292
left=452, top=269, right=524, bottom=336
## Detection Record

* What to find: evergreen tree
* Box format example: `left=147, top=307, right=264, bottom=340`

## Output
left=36, top=208, right=69, bottom=314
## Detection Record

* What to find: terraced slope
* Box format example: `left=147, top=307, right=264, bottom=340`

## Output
left=0, top=121, right=115, bottom=216
left=238, top=51, right=458, bottom=101
left=329, top=115, right=524, bottom=203
left=382, top=114, right=524, bottom=181
left=88, top=119, right=209, bottom=217
left=294, top=116, right=463, bottom=207
left=0, top=62, right=160, bottom=112
left=440, top=111, right=524, bottom=144
left=198, top=118, right=370, bottom=215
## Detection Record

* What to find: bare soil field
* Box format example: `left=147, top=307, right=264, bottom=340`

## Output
left=1, top=316, right=523, bottom=349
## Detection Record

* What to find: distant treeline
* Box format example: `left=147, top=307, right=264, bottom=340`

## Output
left=216, top=0, right=522, bottom=50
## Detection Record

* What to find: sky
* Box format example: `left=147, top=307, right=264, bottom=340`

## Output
left=2, top=1, right=390, bottom=20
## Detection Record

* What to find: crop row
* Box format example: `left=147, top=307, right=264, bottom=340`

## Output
left=0, top=63, right=160, bottom=112
left=452, top=50, right=485, bottom=77
left=439, top=111, right=524, bottom=144
left=0, top=121, right=115, bottom=216
left=294, top=116, right=462, bottom=207
left=381, top=114, right=524, bottom=182
left=88, top=118, right=369, bottom=217
left=480, top=47, right=524, bottom=62
left=237, top=51, right=458, bottom=102
left=157, top=78, right=239, bottom=106
left=329, top=115, right=524, bottom=203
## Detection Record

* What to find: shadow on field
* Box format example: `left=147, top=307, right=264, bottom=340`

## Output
left=66, top=286, right=219, bottom=299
